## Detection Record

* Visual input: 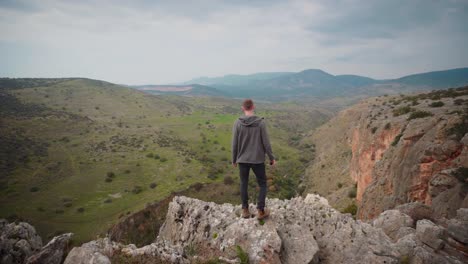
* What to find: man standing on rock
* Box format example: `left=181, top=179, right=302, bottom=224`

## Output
left=232, top=99, right=276, bottom=220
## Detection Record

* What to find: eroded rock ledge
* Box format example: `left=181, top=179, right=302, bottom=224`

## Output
left=64, top=194, right=468, bottom=264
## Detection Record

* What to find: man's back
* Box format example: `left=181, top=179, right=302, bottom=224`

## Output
left=232, top=115, right=274, bottom=164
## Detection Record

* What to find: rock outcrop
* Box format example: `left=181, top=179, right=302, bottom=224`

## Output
left=305, top=87, right=468, bottom=220
left=0, top=219, right=72, bottom=264
left=64, top=195, right=468, bottom=264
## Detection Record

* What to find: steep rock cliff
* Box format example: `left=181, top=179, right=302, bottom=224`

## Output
left=305, top=87, right=468, bottom=220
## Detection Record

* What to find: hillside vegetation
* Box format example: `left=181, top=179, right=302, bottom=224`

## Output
left=0, top=78, right=330, bottom=244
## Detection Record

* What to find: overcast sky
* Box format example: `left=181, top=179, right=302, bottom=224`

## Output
left=1, top=0, right=467, bottom=84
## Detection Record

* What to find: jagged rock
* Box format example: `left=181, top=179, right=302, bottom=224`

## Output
left=395, top=202, right=434, bottom=222
left=156, top=195, right=398, bottom=264
left=63, top=195, right=468, bottom=264
left=447, top=208, right=468, bottom=244
left=416, top=219, right=446, bottom=250
left=25, top=232, right=73, bottom=264
left=372, top=209, right=414, bottom=241
left=0, top=220, right=42, bottom=264
left=63, top=247, right=111, bottom=264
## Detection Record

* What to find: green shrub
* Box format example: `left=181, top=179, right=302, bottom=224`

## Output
left=429, top=101, right=444, bottom=107
left=106, top=172, right=115, bottom=178
left=154, top=154, right=160, bottom=159
left=341, top=203, right=358, bottom=216
left=149, top=182, right=157, bottom=189
left=392, top=134, right=403, bottom=146
left=105, top=177, right=113, bottom=183
left=30, top=187, right=39, bottom=192
left=392, top=106, right=413, bottom=116
left=337, top=182, right=343, bottom=188
left=76, top=207, right=85, bottom=213
left=408, top=110, right=433, bottom=120
left=348, top=188, right=357, bottom=198
left=132, top=186, right=143, bottom=194
left=146, top=153, right=154, bottom=158
left=447, top=114, right=468, bottom=140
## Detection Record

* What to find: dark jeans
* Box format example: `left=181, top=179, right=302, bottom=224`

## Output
left=238, top=162, right=267, bottom=210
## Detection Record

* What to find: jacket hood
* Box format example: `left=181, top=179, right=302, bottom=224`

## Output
left=238, top=115, right=263, bottom=127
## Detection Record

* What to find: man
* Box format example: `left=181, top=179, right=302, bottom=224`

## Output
left=231, top=99, right=276, bottom=220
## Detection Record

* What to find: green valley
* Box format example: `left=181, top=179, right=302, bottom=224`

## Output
left=0, top=78, right=330, bottom=245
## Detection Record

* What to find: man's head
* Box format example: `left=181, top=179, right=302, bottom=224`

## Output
left=242, top=99, right=255, bottom=112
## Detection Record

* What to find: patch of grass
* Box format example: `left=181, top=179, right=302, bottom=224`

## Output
left=407, top=110, right=433, bottom=120
left=236, top=245, right=249, bottom=264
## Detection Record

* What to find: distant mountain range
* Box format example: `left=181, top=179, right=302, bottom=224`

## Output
left=130, top=67, right=468, bottom=100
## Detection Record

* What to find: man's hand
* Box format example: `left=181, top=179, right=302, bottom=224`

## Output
left=232, top=163, right=237, bottom=168
left=270, top=159, right=276, bottom=167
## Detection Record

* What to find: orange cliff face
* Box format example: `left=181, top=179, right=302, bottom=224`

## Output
left=350, top=125, right=402, bottom=202
left=349, top=96, right=468, bottom=220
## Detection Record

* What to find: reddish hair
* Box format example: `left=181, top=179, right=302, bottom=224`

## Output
left=242, top=99, right=254, bottom=111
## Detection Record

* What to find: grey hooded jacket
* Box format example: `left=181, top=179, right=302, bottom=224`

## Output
left=231, top=115, right=275, bottom=164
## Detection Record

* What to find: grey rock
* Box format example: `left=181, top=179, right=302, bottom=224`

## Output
left=64, top=247, right=111, bottom=264
left=26, top=232, right=73, bottom=264
left=372, top=209, right=414, bottom=241
left=416, top=219, right=445, bottom=250
left=0, top=220, right=43, bottom=264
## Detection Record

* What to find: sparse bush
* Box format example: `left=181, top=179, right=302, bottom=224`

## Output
left=107, top=172, right=115, bottom=178
left=132, top=186, right=143, bottom=194
left=408, top=110, right=433, bottom=120
left=337, top=182, right=343, bottom=188
left=55, top=209, right=64, bottom=214
left=429, top=101, right=444, bottom=107
left=105, top=177, right=113, bottom=183
left=76, top=207, right=85, bottom=213
left=146, top=153, right=154, bottom=158
left=384, top=123, right=391, bottom=130
left=341, top=202, right=358, bottom=216
left=149, top=182, right=157, bottom=189
left=392, top=134, right=403, bottom=146
left=348, top=188, right=357, bottom=198
left=371, top=127, right=378, bottom=134
left=104, top=198, right=112, bottom=203
left=160, top=157, right=167, bottom=162
left=224, top=176, right=234, bottom=185
left=154, top=154, right=160, bottom=159
left=64, top=202, right=73, bottom=207
left=124, top=169, right=131, bottom=174
left=454, top=98, right=464, bottom=105
left=193, top=182, right=203, bottom=191
left=30, top=187, right=39, bottom=192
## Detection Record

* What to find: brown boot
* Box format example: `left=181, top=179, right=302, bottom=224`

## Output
left=257, top=208, right=270, bottom=220
left=241, top=208, right=251, bottom=218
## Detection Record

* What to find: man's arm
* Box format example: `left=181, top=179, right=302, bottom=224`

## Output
left=231, top=121, right=239, bottom=166
left=260, top=121, right=275, bottom=162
